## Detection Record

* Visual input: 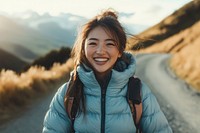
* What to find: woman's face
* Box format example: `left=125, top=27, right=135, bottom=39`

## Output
left=84, top=26, right=121, bottom=76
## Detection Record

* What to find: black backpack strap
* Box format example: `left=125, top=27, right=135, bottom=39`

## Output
left=127, top=76, right=142, bottom=133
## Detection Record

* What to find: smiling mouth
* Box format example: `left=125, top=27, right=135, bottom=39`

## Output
left=94, top=57, right=109, bottom=62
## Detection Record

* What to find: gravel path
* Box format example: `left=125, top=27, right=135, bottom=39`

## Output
left=135, top=53, right=200, bottom=133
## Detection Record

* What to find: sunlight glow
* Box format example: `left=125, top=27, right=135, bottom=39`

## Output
left=0, top=0, right=192, bottom=26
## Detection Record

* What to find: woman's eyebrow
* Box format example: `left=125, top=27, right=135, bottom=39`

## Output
left=88, top=38, right=115, bottom=42
left=88, top=38, right=98, bottom=41
left=105, top=39, right=115, bottom=42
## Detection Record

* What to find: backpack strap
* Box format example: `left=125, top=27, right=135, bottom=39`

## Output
left=66, top=95, right=77, bottom=133
left=65, top=75, right=82, bottom=133
left=127, top=76, right=142, bottom=133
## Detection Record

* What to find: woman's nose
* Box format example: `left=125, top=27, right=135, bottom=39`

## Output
left=96, top=44, right=105, bottom=54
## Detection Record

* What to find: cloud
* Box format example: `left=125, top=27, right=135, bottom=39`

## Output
left=145, top=5, right=163, bottom=14
left=119, top=12, right=134, bottom=18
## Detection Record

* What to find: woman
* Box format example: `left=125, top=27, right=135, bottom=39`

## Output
left=43, top=10, right=172, bottom=133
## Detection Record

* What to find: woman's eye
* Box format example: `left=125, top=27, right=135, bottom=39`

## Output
left=88, top=42, right=97, bottom=45
left=107, top=43, right=115, bottom=46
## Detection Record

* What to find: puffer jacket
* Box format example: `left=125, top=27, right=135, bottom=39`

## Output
left=43, top=52, right=172, bottom=133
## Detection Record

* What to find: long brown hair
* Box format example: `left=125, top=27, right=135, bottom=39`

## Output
left=65, top=9, right=128, bottom=116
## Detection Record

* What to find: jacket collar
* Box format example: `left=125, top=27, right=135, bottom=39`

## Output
left=76, top=52, right=136, bottom=95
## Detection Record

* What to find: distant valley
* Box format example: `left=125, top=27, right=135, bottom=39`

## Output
left=0, top=13, right=84, bottom=62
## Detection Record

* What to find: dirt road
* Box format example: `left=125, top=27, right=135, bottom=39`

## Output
left=135, top=53, right=200, bottom=133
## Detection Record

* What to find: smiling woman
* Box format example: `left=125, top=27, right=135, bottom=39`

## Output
left=84, top=26, right=122, bottom=78
left=42, top=9, right=172, bottom=133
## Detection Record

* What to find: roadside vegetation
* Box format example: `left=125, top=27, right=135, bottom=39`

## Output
left=0, top=58, right=73, bottom=123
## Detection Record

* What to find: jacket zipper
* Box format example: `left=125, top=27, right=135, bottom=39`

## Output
left=101, top=87, right=106, bottom=133
left=98, top=72, right=111, bottom=133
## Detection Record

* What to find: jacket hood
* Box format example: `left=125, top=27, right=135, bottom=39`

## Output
left=76, top=52, right=136, bottom=96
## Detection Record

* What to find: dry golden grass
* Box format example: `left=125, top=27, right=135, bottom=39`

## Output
left=136, top=21, right=200, bottom=92
left=170, top=36, right=200, bottom=91
left=0, top=58, right=74, bottom=115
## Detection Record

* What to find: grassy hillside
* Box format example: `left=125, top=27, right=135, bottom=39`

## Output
left=0, top=58, right=74, bottom=124
left=128, top=0, right=200, bottom=51
left=138, top=20, right=200, bottom=91
left=169, top=22, right=200, bottom=91
left=0, top=48, right=28, bottom=72
left=128, top=0, right=200, bottom=91
left=0, top=45, right=72, bottom=123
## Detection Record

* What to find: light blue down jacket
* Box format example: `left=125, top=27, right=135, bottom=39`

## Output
left=43, top=52, right=172, bottom=133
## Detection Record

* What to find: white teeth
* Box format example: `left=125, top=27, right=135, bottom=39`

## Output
left=94, top=58, right=108, bottom=62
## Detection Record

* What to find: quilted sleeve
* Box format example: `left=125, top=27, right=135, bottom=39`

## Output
left=42, top=83, right=72, bottom=133
left=140, top=82, right=173, bottom=133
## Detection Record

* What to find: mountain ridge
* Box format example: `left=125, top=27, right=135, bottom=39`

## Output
left=128, top=0, right=200, bottom=50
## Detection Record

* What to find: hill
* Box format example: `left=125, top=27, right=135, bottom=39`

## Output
left=24, top=47, right=71, bottom=71
left=128, top=0, right=200, bottom=91
left=0, top=48, right=27, bottom=72
left=128, top=0, right=200, bottom=50
left=139, top=16, right=200, bottom=91
left=0, top=42, right=38, bottom=62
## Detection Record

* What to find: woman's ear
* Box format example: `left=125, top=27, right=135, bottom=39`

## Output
left=118, top=52, right=122, bottom=58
